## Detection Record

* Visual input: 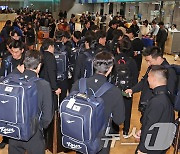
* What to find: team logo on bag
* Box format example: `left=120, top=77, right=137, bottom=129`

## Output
left=0, top=127, right=15, bottom=134
left=67, top=142, right=82, bottom=149
left=1, top=100, right=9, bottom=104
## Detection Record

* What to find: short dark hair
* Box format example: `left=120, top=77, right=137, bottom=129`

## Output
left=93, top=51, right=114, bottom=74
left=142, top=46, right=163, bottom=58
left=150, top=65, right=168, bottom=82
left=5, top=20, right=11, bottom=26
left=113, top=29, right=124, bottom=40
left=109, top=20, right=117, bottom=27
left=152, top=20, right=157, bottom=24
left=96, top=30, right=106, bottom=40
left=73, top=31, right=82, bottom=40
left=84, top=20, right=90, bottom=25
left=24, top=50, right=42, bottom=70
left=55, top=30, right=64, bottom=41
left=41, top=38, right=54, bottom=51
left=84, top=35, right=93, bottom=45
left=126, top=28, right=133, bottom=34
left=91, top=25, right=99, bottom=32
left=173, top=24, right=177, bottom=28
left=159, top=21, right=164, bottom=26
left=11, top=40, right=24, bottom=50
left=118, top=36, right=132, bottom=53
left=64, top=31, right=71, bottom=39
left=11, top=29, right=21, bottom=37
left=144, top=20, right=149, bottom=25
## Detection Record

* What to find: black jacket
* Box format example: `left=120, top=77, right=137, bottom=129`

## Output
left=114, top=52, right=139, bottom=88
left=156, top=28, right=167, bottom=45
left=71, top=74, right=125, bottom=127
left=132, top=59, right=177, bottom=104
left=40, top=51, right=58, bottom=91
left=21, top=70, right=53, bottom=129
left=82, top=28, right=91, bottom=37
left=73, top=49, right=95, bottom=82
left=138, top=85, right=174, bottom=153
left=106, top=27, right=115, bottom=41
left=0, top=54, right=24, bottom=77
left=130, top=24, right=140, bottom=37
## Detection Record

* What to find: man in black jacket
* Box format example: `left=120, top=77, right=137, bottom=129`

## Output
left=95, top=30, right=107, bottom=54
left=8, top=50, right=53, bottom=154
left=156, top=22, right=168, bottom=54
left=125, top=46, right=177, bottom=114
left=106, top=20, right=118, bottom=41
left=40, top=38, right=61, bottom=108
left=82, top=20, right=91, bottom=37
left=74, top=36, right=95, bottom=82
left=72, top=51, right=125, bottom=154
left=0, top=40, right=25, bottom=77
left=136, top=65, right=175, bottom=154
left=113, top=36, right=139, bottom=137
left=130, top=19, right=140, bottom=37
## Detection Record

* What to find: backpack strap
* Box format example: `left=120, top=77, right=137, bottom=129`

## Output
left=4, top=55, right=12, bottom=77
left=84, top=51, right=93, bottom=59
left=95, top=82, right=113, bottom=97
left=79, top=78, right=87, bottom=94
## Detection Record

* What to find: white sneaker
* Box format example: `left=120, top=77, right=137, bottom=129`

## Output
left=123, top=134, right=129, bottom=139
left=174, top=54, right=179, bottom=61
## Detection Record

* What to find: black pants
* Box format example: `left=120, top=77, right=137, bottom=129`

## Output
left=53, top=79, right=68, bottom=110
left=123, top=97, right=133, bottom=133
left=57, top=79, right=68, bottom=102
left=68, top=78, right=74, bottom=92
left=133, top=54, right=142, bottom=73
left=8, top=130, right=45, bottom=154
left=157, top=42, right=165, bottom=55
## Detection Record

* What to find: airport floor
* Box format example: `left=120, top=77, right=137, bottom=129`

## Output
left=0, top=54, right=179, bottom=154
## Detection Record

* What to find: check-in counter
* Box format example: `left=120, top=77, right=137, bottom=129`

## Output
left=165, top=31, right=180, bottom=55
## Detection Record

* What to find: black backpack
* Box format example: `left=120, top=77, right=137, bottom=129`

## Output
left=54, top=42, right=68, bottom=81
left=83, top=51, right=94, bottom=78
left=168, top=64, right=180, bottom=111
left=113, top=57, right=133, bottom=91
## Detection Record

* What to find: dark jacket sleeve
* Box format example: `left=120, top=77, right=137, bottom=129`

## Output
left=167, top=67, right=177, bottom=94
left=111, top=88, right=125, bottom=125
left=138, top=98, right=164, bottom=153
left=39, top=81, right=53, bottom=129
left=70, top=80, right=79, bottom=93
left=131, top=67, right=150, bottom=93
left=74, top=54, right=86, bottom=82
left=0, top=59, right=6, bottom=77
left=46, top=55, right=58, bottom=91
left=129, top=58, right=139, bottom=86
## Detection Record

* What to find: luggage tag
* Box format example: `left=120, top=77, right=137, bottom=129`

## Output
left=66, top=98, right=76, bottom=109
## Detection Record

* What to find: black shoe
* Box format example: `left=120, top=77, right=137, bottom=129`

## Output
left=0, top=142, right=7, bottom=149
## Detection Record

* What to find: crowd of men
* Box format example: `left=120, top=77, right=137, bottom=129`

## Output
left=0, top=8, right=178, bottom=154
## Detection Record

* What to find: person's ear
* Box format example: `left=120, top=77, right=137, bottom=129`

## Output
left=105, top=66, right=113, bottom=77
left=21, top=49, right=24, bottom=53
left=36, top=63, right=41, bottom=74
